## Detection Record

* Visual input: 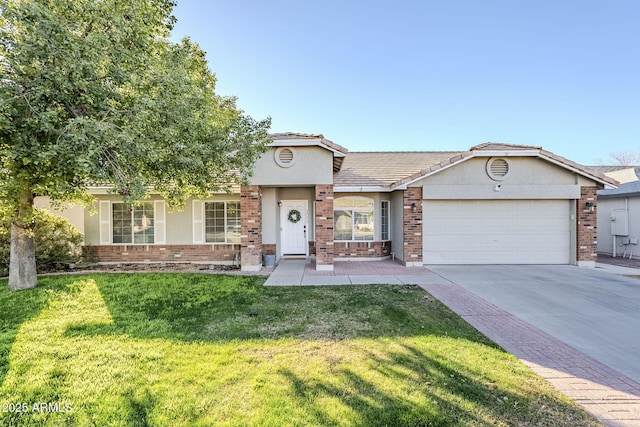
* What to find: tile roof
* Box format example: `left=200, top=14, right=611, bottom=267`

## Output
left=470, top=142, right=542, bottom=151
left=334, top=143, right=618, bottom=189
left=270, top=132, right=348, bottom=155
left=334, top=151, right=462, bottom=187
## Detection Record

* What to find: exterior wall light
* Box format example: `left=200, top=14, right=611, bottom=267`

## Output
left=411, top=202, right=417, bottom=213
left=585, top=202, right=594, bottom=213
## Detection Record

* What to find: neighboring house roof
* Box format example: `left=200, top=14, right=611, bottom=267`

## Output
left=589, top=165, right=637, bottom=174
left=270, top=132, right=348, bottom=172
left=334, top=142, right=618, bottom=190
left=598, top=180, right=640, bottom=198
left=587, top=165, right=640, bottom=184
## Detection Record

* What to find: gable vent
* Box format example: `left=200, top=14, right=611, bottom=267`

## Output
left=279, top=148, right=294, bottom=163
left=274, top=147, right=297, bottom=168
left=487, top=158, right=510, bottom=181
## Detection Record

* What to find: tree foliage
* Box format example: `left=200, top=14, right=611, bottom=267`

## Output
left=0, top=208, right=83, bottom=276
left=0, top=0, right=271, bottom=289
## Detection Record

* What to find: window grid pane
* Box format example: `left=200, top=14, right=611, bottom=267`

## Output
left=133, top=203, right=154, bottom=244
left=334, top=196, right=375, bottom=241
left=112, top=202, right=155, bottom=244
left=204, top=201, right=241, bottom=243
left=205, top=202, right=225, bottom=243
left=112, top=203, right=132, bottom=244
left=226, top=201, right=241, bottom=243
left=354, top=211, right=374, bottom=241
left=334, top=210, right=353, bottom=240
left=381, top=201, right=390, bottom=241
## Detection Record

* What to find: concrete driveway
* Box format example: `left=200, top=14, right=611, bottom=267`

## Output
left=427, top=264, right=640, bottom=383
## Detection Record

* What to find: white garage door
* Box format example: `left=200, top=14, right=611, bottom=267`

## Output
left=423, top=200, right=571, bottom=264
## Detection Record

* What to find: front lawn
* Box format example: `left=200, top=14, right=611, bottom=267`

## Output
left=0, top=274, right=599, bottom=426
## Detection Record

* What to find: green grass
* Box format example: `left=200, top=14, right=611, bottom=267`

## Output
left=0, top=274, right=600, bottom=426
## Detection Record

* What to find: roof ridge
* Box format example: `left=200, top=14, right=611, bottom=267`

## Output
left=471, top=142, right=542, bottom=151
left=346, top=150, right=463, bottom=154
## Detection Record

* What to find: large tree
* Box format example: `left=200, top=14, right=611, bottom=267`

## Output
left=0, top=0, right=271, bottom=290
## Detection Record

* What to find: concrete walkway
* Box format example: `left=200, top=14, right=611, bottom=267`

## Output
left=263, top=258, right=447, bottom=286
left=264, top=259, right=640, bottom=426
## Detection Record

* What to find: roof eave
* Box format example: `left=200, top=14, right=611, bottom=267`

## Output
left=390, top=151, right=472, bottom=189
left=597, top=191, right=640, bottom=199
left=334, top=185, right=392, bottom=193
left=390, top=146, right=619, bottom=190
left=538, top=149, right=619, bottom=188
left=269, top=133, right=348, bottom=155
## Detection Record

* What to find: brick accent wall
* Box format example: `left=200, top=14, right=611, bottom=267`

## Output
left=335, top=241, right=391, bottom=258
left=263, top=244, right=276, bottom=256
left=241, top=186, right=262, bottom=270
left=403, top=187, right=423, bottom=265
left=86, top=244, right=240, bottom=263
left=577, top=186, right=598, bottom=264
left=315, top=184, right=334, bottom=270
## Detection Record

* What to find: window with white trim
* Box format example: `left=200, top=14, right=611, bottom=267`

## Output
left=334, top=196, right=374, bottom=241
left=204, top=201, right=240, bottom=243
left=112, top=202, right=155, bottom=244
left=381, top=200, right=390, bottom=240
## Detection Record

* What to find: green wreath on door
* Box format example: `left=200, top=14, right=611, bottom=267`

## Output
left=287, top=209, right=301, bottom=223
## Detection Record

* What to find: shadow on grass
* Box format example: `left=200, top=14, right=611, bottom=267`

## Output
left=0, top=278, right=68, bottom=387
left=0, top=273, right=600, bottom=426
left=277, top=341, right=582, bottom=426
left=63, top=273, right=492, bottom=345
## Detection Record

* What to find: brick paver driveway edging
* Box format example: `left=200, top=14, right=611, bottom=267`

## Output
left=419, top=281, right=640, bottom=427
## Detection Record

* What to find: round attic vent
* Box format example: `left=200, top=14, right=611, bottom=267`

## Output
left=486, top=158, right=510, bottom=181
left=275, top=147, right=297, bottom=168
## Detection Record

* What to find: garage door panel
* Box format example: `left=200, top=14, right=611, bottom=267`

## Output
left=424, top=200, right=571, bottom=264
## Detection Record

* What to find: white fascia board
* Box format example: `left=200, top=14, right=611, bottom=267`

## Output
left=469, top=149, right=612, bottom=186
left=86, top=186, right=240, bottom=196
left=539, top=155, right=614, bottom=187
left=391, top=149, right=542, bottom=190
left=87, top=186, right=114, bottom=195
left=334, top=186, right=391, bottom=193
left=270, top=139, right=346, bottom=157
left=270, top=138, right=322, bottom=146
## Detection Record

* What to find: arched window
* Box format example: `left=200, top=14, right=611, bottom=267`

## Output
left=334, top=197, right=374, bottom=241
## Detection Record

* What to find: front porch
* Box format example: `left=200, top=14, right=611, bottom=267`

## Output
left=264, top=258, right=445, bottom=286
left=242, top=184, right=337, bottom=272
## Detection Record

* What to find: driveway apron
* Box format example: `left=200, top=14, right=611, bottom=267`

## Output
left=426, top=264, right=640, bottom=426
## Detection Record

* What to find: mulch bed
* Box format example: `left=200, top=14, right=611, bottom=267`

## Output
left=41, top=262, right=271, bottom=277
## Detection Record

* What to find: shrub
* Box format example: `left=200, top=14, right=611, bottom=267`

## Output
left=0, top=208, right=84, bottom=276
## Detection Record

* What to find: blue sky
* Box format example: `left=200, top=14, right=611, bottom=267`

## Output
left=171, top=1, right=640, bottom=165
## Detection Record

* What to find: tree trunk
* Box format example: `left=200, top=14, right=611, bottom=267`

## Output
left=8, top=222, right=38, bottom=290
left=8, top=183, right=37, bottom=291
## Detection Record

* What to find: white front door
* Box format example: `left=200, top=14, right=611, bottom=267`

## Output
left=280, top=200, right=308, bottom=256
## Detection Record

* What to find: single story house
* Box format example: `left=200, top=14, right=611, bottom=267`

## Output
left=597, top=181, right=640, bottom=257
left=53, top=133, right=615, bottom=270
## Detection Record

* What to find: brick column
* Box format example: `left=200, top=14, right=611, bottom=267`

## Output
left=241, top=186, right=262, bottom=271
left=315, top=184, right=334, bottom=271
left=577, top=186, right=597, bottom=267
left=403, top=187, right=423, bottom=266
